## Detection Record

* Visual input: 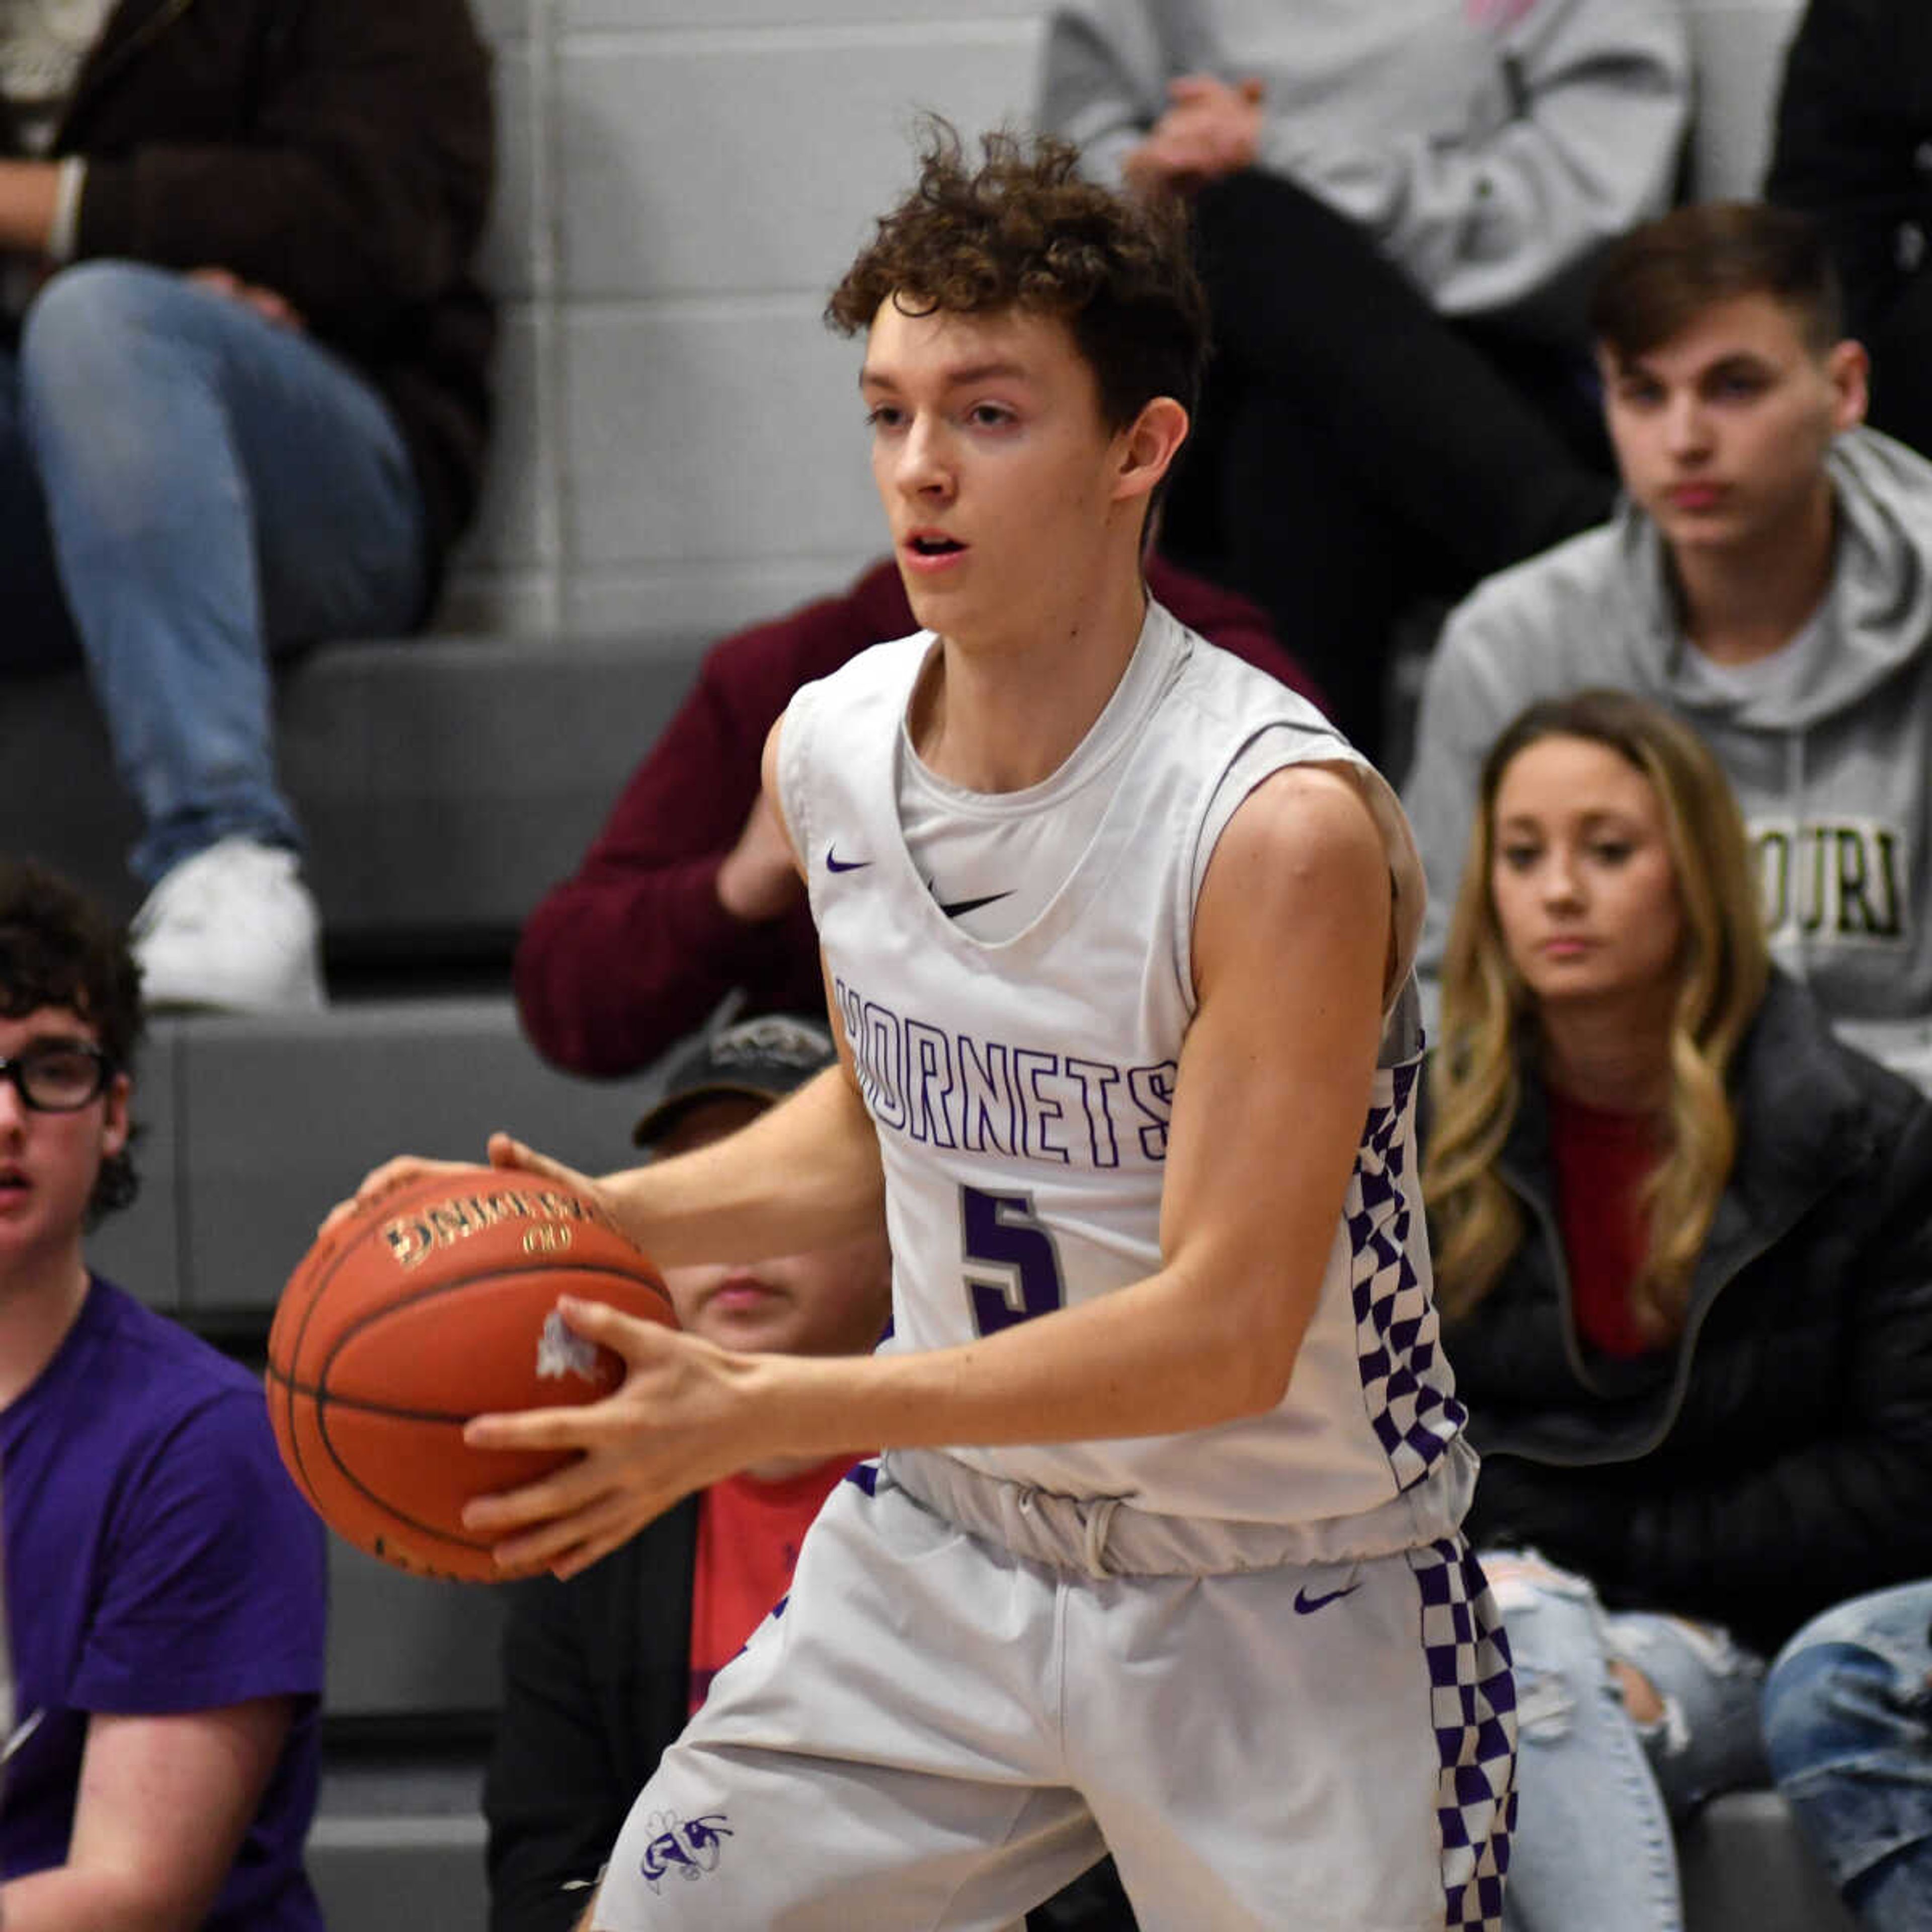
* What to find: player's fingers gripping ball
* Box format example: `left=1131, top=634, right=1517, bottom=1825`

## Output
left=266, top=1164, right=676, bottom=1582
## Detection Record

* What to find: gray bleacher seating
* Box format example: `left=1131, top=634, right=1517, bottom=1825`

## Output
left=6, top=631, right=707, bottom=947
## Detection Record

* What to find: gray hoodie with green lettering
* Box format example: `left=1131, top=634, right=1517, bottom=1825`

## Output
left=1404, top=426, right=1932, bottom=1072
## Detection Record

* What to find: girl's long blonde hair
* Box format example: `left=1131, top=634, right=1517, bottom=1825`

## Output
left=1424, top=690, right=1770, bottom=1339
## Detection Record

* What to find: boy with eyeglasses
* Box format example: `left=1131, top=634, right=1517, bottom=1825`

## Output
left=0, top=860, right=327, bottom=1930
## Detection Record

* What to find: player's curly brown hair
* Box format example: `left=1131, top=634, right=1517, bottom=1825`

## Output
left=0, top=859, right=143, bottom=1224
left=826, top=121, right=1209, bottom=429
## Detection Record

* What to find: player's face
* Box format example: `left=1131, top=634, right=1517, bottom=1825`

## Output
left=1598, top=292, right=1866, bottom=562
left=1488, top=735, right=1685, bottom=1012
left=859, top=298, right=1138, bottom=648
left=0, top=1004, right=129, bottom=1287
left=653, top=1098, right=892, bottom=1359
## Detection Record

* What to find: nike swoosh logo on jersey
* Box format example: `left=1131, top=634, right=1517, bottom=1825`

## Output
left=938, top=890, right=1015, bottom=920
left=825, top=847, right=872, bottom=873
left=1293, top=1582, right=1362, bottom=1615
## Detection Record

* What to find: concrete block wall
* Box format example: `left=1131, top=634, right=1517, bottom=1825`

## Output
left=443, top=0, right=1052, bottom=642
left=442, top=0, right=1818, bottom=648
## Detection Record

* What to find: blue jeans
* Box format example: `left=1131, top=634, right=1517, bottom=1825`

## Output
left=1488, top=1553, right=1769, bottom=1932
left=1763, top=1582, right=1932, bottom=1931
left=0, top=261, right=427, bottom=884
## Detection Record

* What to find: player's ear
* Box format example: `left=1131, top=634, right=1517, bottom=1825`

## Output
left=1113, top=395, right=1188, bottom=508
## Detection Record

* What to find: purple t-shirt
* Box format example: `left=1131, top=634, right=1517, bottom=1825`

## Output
left=1, top=1277, right=327, bottom=1929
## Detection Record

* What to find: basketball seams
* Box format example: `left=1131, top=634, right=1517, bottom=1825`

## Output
left=309, top=1258, right=671, bottom=1395
left=270, top=1261, right=667, bottom=1414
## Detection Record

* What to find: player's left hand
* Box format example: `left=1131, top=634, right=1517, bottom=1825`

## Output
left=460, top=1296, right=780, bottom=1578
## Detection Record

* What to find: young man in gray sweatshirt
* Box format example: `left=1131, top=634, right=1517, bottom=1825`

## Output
left=1404, top=201, right=1932, bottom=1088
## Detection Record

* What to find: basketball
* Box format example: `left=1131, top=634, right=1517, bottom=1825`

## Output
left=265, top=1164, right=676, bottom=1582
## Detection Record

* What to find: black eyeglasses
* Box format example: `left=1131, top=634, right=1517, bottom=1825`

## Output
left=0, top=1042, right=113, bottom=1112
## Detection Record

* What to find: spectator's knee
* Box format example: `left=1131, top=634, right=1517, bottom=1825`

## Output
left=1485, top=1560, right=1605, bottom=1747
left=1762, top=1639, right=1889, bottom=1778
left=19, top=260, right=183, bottom=399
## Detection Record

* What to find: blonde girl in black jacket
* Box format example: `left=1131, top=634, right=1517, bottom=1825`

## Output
left=1425, top=688, right=1932, bottom=1932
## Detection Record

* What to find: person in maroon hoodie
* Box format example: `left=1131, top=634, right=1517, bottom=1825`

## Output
left=514, top=554, right=1325, bottom=1079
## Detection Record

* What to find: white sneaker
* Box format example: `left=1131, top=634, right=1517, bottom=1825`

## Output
left=132, top=838, right=327, bottom=1015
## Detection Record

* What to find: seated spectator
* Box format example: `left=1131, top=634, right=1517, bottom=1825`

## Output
left=0, top=861, right=328, bottom=1927
left=1424, top=690, right=1932, bottom=1929
left=483, top=1011, right=1135, bottom=1931
left=515, top=552, right=1322, bottom=1080
left=0, top=0, right=494, bottom=1015
left=1768, top=0, right=1932, bottom=460
left=1038, top=0, right=1688, bottom=755
left=1762, top=1578, right=1932, bottom=1930
left=1406, top=200, right=1932, bottom=1089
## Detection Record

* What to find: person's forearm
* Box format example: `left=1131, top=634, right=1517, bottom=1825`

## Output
left=729, top=1241, right=1298, bottom=1469
left=0, top=158, right=61, bottom=254
left=1, top=1867, right=197, bottom=1932
left=598, top=1063, right=888, bottom=1265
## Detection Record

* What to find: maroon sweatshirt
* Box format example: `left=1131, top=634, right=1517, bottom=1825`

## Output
left=514, top=557, right=1330, bottom=1078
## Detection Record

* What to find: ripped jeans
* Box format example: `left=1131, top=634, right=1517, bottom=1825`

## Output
left=1485, top=1551, right=1768, bottom=1932
left=1762, top=1581, right=1932, bottom=1930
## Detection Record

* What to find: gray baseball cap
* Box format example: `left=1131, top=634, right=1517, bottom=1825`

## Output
left=630, top=1012, right=838, bottom=1148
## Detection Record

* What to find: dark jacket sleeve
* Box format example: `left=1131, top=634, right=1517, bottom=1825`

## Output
left=70, top=0, right=493, bottom=351
left=1765, top=0, right=1923, bottom=332
left=485, top=1505, right=700, bottom=1932
left=511, top=562, right=912, bottom=1078
left=485, top=1577, right=628, bottom=1932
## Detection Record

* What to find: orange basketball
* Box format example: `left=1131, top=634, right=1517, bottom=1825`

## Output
left=265, top=1164, right=675, bottom=1583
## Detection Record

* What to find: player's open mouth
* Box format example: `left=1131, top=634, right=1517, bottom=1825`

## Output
left=907, top=534, right=964, bottom=556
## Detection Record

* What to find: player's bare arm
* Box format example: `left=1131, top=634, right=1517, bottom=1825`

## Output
left=465, top=764, right=1391, bottom=1576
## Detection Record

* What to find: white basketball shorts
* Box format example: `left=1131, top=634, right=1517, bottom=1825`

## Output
left=588, top=1457, right=1516, bottom=1931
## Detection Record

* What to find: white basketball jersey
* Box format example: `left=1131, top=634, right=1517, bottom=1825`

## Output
left=778, top=600, right=1469, bottom=1527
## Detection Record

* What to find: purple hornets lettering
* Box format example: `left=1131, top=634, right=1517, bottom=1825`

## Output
left=833, top=975, right=1175, bottom=1167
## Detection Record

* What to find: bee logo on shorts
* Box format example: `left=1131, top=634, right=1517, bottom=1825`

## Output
left=638, top=1808, right=734, bottom=1892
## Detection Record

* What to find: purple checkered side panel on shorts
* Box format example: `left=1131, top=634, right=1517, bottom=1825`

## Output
left=1346, top=1059, right=1467, bottom=1491
left=1410, top=1538, right=1517, bottom=1930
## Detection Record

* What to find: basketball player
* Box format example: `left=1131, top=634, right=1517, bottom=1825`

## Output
left=340, top=128, right=1514, bottom=1930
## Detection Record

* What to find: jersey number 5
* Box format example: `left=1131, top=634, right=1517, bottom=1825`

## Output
left=961, top=1185, right=1066, bottom=1335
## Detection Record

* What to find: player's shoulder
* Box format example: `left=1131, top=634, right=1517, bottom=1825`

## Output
left=1213, top=763, right=1388, bottom=881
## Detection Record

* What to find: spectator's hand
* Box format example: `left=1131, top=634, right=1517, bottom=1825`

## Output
left=715, top=790, right=806, bottom=923
left=460, top=1295, right=783, bottom=1576
left=1123, top=74, right=1264, bottom=199
left=188, top=267, right=306, bottom=333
